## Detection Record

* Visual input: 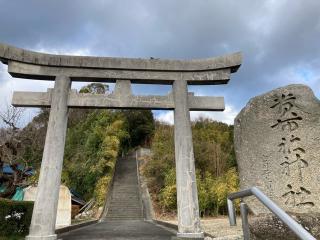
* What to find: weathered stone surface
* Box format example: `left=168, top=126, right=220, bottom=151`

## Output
left=12, top=80, right=225, bottom=111
left=249, top=213, right=320, bottom=240
left=173, top=80, right=204, bottom=238
left=8, top=61, right=232, bottom=84
left=56, top=185, right=71, bottom=228
left=23, top=185, right=71, bottom=228
left=27, top=76, right=71, bottom=240
left=234, top=84, right=320, bottom=215
left=0, top=42, right=241, bottom=72
left=23, top=186, right=37, bottom=202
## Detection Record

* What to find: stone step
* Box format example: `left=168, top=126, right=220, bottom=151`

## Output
left=110, top=194, right=139, bottom=197
left=106, top=214, right=142, bottom=217
left=112, top=187, right=139, bottom=190
left=108, top=206, right=141, bottom=209
left=110, top=196, right=140, bottom=200
left=113, top=185, right=137, bottom=187
left=107, top=204, right=142, bottom=208
left=105, top=215, right=143, bottom=218
left=107, top=206, right=142, bottom=210
left=109, top=198, right=140, bottom=201
left=110, top=198, right=140, bottom=201
left=113, top=179, right=137, bottom=181
left=111, top=193, right=139, bottom=195
left=107, top=212, right=142, bottom=216
left=107, top=210, right=142, bottom=213
left=108, top=203, right=141, bottom=207
left=106, top=213, right=143, bottom=217
left=108, top=201, right=141, bottom=205
left=108, top=206, right=140, bottom=209
left=105, top=217, right=143, bottom=220
left=111, top=190, right=139, bottom=193
left=112, top=189, right=139, bottom=191
left=108, top=205, right=141, bottom=208
left=111, top=193, right=139, bottom=197
left=111, top=188, right=139, bottom=191
left=111, top=194, right=139, bottom=197
left=107, top=208, right=142, bottom=212
left=109, top=201, right=140, bottom=204
left=113, top=183, right=138, bottom=186
left=108, top=202, right=140, bottom=205
left=112, top=190, right=139, bottom=192
left=211, top=235, right=243, bottom=240
left=111, top=196, right=139, bottom=199
left=111, top=193, right=139, bottom=196
left=104, top=154, right=143, bottom=220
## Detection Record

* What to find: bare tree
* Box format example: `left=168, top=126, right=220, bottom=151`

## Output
left=0, top=104, right=29, bottom=197
left=0, top=103, right=24, bottom=130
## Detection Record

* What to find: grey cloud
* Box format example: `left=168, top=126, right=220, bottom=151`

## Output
left=0, top=0, right=319, bottom=119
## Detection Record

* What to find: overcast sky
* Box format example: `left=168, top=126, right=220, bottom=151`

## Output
left=0, top=0, right=319, bottom=126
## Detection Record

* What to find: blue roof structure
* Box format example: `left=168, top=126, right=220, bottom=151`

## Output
left=2, top=163, right=34, bottom=176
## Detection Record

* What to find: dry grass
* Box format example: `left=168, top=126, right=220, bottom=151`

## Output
left=160, top=216, right=243, bottom=238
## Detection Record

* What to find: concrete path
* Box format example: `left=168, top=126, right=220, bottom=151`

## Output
left=58, top=220, right=175, bottom=240
left=59, top=155, right=175, bottom=239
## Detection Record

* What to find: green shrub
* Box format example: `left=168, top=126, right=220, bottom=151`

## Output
left=159, top=168, right=176, bottom=210
left=143, top=119, right=240, bottom=216
left=63, top=111, right=129, bottom=203
left=0, top=199, right=33, bottom=236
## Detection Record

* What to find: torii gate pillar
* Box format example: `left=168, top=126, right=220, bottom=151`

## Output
left=173, top=79, right=203, bottom=238
left=26, top=76, right=71, bottom=240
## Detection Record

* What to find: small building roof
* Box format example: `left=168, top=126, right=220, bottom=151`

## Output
left=2, top=163, right=34, bottom=176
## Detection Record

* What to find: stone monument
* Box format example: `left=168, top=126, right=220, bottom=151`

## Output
left=55, top=185, right=72, bottom=228
left=234, top=84, right=320, bottom=239
left=24, top=185, right=71, bottom=228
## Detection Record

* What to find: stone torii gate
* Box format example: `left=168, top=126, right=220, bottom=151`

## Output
left=0, top=43, right=241, bottom=240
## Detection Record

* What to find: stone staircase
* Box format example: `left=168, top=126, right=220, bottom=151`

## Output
left=104, top=154, right=143, bottom=220
left=101, top=151, right=243, bottom=239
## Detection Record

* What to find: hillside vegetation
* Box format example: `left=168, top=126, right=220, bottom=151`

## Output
left=143, top=119, right=239, bottom=217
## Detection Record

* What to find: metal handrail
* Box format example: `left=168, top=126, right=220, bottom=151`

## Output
left=227, top=187, right=316, bottom=240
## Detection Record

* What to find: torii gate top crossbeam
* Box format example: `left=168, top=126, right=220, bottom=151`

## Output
left=0, top=43, right=241, bottom=72
left=0, top=43, right=241, bottom=84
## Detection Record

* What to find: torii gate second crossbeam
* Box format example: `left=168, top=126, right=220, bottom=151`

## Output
left=0, top=43, right=242, bottom=240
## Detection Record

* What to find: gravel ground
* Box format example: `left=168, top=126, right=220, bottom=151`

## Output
left=161, top=216, right=243, bottom=239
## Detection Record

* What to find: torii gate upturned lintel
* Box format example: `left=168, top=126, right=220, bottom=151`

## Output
left=0, top=43, right=242, bottom=240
